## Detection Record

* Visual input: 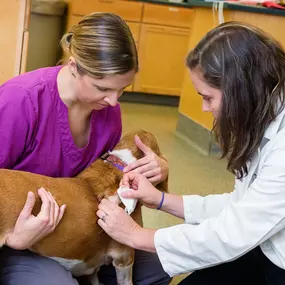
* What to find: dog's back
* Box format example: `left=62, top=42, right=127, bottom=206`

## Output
left=0, top=169, right=103, bottom=255
left=0, top=129, right=168, bottom=282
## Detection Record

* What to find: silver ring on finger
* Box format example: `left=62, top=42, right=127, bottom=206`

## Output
left=101, top=213, right=108, bottom=223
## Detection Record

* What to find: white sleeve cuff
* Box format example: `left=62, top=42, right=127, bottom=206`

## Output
left=154, top=228, right=179, bottom=277
left=183, top=195, right=206, bottom=224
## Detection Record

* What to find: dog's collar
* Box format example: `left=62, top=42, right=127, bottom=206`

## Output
left=101, top=153, right=128, bottom=171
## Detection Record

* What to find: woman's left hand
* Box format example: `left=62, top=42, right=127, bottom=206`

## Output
left=123, top=135, right=168, bottom=185
left=96, top=198, right=142, bottom=247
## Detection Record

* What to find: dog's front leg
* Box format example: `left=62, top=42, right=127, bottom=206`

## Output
left=114, top=263, right=133, bottom=285
left=90, top=268, right=103, bottom=285
left=106, top=239, right=135, bottom=285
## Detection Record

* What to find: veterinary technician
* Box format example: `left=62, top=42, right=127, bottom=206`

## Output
left=0, top=12, right=170, bottom=285
left=97, top=22, right=285, bottom=285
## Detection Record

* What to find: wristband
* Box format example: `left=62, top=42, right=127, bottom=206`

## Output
left=156, top=192, right=165, bottom=210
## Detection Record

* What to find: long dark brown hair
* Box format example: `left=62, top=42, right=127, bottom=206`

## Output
left=187, top=21, right=285, bottom=179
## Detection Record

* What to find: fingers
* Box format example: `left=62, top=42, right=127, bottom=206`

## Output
left=7, top=188, right=66, bottom=250
left=120, top=190, right=139, bottom=199
left=98, top=199, right=126, bottom=220
left=37, top=188, right=66, bottom=230
left=98, top=198, right=115, bottom=214
left=97, top=218, right=107, bottom=230
left=50, top=192, right=58, bottom=225
left=19, top=191, right=36, bottom=219
left=134, top=163, right=156, bottom=175
left=47, top=191, right=64, bottom=228
left=122, top=173, right=148, bottom=184
left=56, top=205, right=66, bottom=226
left=125, top=157, right=159, bottom=175
left=134, top=135, right=152, bottom=155
left=120, top=174, right=150, bottom=198
left=38, top=187, right=51, bottom=219
left=96, top=209, right=107, bottom=221
left=143, top=168, right=161, bottom=179
left=47, top=191, right=55, bottom=227
left=123, top=156, right=150, bottom=173
left=121, top=174, right=132, bottom=188
left=121, top=172, right=140, bottom=189
left=149, top=175, right=163, bottom=184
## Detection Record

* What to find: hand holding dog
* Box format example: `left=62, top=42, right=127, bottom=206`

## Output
left=120, top=173, right=162, bottom=209
left=123, top=135, right=168, bottom=185
left=5, top=187, right=66, bottom=250
left=96, top=198, right=142, bottom=247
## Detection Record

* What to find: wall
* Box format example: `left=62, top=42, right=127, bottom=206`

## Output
left=179, top=8, right=231, bottom=130
left=178, top=7, right=285, bottom=131
left=0, top=0, right=30, bottom=84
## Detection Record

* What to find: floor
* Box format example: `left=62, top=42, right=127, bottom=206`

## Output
left=120, top=102, right=234, bottom=284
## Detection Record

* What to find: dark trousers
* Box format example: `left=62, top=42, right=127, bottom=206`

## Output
left=179, top=246, right=285, bottom=285
left=98, top=250, right=171, bottom=285
left=0, top=247, right=171, bottom=285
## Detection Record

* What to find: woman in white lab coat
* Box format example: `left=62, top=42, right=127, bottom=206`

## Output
left=96, top=21, right=285, bottom=284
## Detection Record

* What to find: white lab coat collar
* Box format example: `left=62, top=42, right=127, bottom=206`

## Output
left=264, top=106, right=285, bottom=140
left=245, top=105, right=285, bottom=189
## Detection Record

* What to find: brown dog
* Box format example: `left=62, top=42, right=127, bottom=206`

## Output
left=0, top=129, right=168, bottom=285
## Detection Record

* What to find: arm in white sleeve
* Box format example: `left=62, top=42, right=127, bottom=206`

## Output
left=154, top=146, right=285, bottom=277
left=183, top=181, right=239, bottom=224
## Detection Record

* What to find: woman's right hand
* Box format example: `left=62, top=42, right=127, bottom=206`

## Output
left=120, top=173, right=163, bottom=209
left=5, top=187, right=66, bottom=250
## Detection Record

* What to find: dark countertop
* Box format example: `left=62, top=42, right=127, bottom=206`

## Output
left=139, top=0, right=285, bottom=17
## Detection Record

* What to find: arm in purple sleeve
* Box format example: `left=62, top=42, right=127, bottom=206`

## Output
left=0, top=85, right=36, bottom=168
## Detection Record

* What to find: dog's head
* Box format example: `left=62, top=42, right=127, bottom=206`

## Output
left=114, top=130, right=162, bottom=159
left=83, top=129, right=168, bottom=205
left=109, top=129, right=168, bottom=193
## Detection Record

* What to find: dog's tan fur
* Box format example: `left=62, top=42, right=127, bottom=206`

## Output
left=0, top=130, right=168, bottom=284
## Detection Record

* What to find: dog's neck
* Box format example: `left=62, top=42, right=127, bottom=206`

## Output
left=101, top=153, right=127, bottom=171
left=77, top=149, right=137, bottom=182
left=108, top=149, right=137, bottom=166
left=76, top=149, right=138, bottom=202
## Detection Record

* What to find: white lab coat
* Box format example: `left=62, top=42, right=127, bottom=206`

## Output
left=154, top=108, right=285, bottom=277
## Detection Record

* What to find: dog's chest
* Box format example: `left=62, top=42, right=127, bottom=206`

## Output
left=49, top=256, right=99, bottom=276
left=48, top=151, right=138, bottom=276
